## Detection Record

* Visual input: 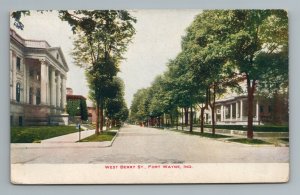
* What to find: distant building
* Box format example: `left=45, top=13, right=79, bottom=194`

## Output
left=66, top=88, right=88, bottom=121
left=10, top=29, right=69, bottom=126
left=66, top=87, right=73, bottom=95
left=178, top=80, right=288, bottom=126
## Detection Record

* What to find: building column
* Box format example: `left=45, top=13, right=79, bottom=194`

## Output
left=61, top=75, right=66, bottom=110
left=56, top=72, right=61, bottom=108
left=221, top=105, right=224, bottom=121
left=40, top=59, right=48, bottom=105
left=256, top=100, right=259, bottom=121
left=11, top=52, right=17, bottom=100
left=235, top=102, right=239, bottom=120
left=22, top=59, right=26, bottom=103
left=25, top=63, right=30, bottom=103
left=230, top=104, right=233, bottom=121
left=240, top=99, right=243, bottom=121
left=51, top=68, right=56, bottom=106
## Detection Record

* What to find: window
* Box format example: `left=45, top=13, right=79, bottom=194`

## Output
left=260, top=105, right=264, bottom=113
left=29, top=87, right=33, bottom=104
left=36, top=88, right=41, bottom=105
left=16, top=57, right=21, bottom=71
left=16, top=82, right=21, bottom=102
left=29, top=70, right=34, bottom=78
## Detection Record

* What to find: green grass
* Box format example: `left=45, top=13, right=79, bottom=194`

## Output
left=166, top=128, right=231, bottom=138
left=228, top=138, right=271, bottom=145
left=11, top=126, right=79, bottom=143
left=79, top=131, right=117, bottom=142
left=202, top=125, right=289, bottom=132
left=107, top=126, right=120, bottom=131
left=280, top=138, right=289, bottom=142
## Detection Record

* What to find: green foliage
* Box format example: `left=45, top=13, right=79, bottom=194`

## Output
left=130, top=88, right=150, bottom=122
left=79, top=131, right=117, bottom=142
left=66, top=99, right=81, bottom=116
left=80, top=99, right=88, bottom=120
left=11, top=126, right=78, bottom=143
left=105, top=77, right=129, bottom=122
left=66, top=99, right=88, bottom=120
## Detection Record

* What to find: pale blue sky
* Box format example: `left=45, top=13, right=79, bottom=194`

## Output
left=11, top=10, right=201, bottom=107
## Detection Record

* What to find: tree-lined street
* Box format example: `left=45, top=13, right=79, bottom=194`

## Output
left=11, top=125, right=288, bottom=164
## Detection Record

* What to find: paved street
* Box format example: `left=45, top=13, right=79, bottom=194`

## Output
left=11, top=125, right=289, bottom=164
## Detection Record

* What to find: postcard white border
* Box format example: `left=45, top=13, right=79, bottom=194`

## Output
left=11, top=163, right=289, bottom=184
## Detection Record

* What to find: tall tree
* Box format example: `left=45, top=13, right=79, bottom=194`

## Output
left=63, top=10, right=136, bottom=134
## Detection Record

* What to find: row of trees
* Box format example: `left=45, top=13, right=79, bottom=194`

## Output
left=12, top=10, right=135, bottom=134
left=130, top=10, right=288, bottom=139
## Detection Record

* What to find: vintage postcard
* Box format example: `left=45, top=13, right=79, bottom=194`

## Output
left=10, top=10, right=289, bottom=184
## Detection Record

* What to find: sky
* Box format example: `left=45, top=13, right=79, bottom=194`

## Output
left=10, top=10, right=201, bottom=107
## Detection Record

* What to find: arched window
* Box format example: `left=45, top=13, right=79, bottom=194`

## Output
left=16, top=82, right=20, bottom=102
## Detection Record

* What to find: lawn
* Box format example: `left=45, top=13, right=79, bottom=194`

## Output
left=228, top=138, right=271, bottom=145
left=11, top=126, right=78, bottom=143
left=79, top=131, right=117, bottom=142
left=165, top=128, right=231, bottom=138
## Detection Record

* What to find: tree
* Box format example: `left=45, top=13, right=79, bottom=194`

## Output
left=181, top=10, right=288, bottom=138
left=210, top=10, right=288, bottom=138
left=62, top=10, right=136, bottom=134
left=105, top=77, right=129, bottom=127
left=130, top=88, right=151, bottom=125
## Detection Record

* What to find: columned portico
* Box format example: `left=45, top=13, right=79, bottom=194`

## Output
left=214, top=96, right=263, bottom=125
left=10, top=28, right=69, bottom=126
left=240, top=99, right=243, bottom=121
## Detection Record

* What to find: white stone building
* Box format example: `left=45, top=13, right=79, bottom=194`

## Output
left=10, top=29, right=69, bottom=126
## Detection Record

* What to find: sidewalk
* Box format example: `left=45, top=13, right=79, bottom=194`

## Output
left=11, top=128, right=118, bottom=149
left=41, top=129, right=95, bottom=143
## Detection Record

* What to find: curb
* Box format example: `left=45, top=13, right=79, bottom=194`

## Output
left=108, top=130, right=119, bottom=147
left=155, top=127, right=287, bottom=147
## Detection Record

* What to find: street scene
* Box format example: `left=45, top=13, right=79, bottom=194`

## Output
left=11, top=125, right=288, bottom=164
left=10, top=10, right=289, bottom=183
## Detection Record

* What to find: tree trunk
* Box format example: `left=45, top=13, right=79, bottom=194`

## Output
left=184, top=107, right=189, bottom=126
left=200, top=107, right=205, bottom=133
left=189, top=105, right=193, bottom=132
left=247, top=77, right=256, bottom=139
left=181, top=108, right=184, bottom=130
left=100, top=105, right=104, bottom=132
left=95, top=101, right=100, bottom=135
left=209, top=84, right=216, bottom=135
left=200, top=88, right=209, bottom=134
left=176, top=112, right=179, bottom=130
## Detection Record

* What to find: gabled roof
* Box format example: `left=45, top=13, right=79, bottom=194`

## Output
left=10, top=28, right=69, bottom=72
